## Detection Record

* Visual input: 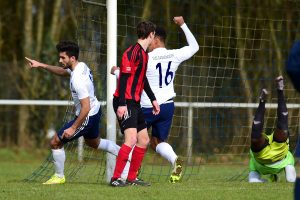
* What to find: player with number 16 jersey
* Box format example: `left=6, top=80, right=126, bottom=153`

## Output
left=140, top=23, right=198, bottom=107
left=141, top=16, right=199, bottom=183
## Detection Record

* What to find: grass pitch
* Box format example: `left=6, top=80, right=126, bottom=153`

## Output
left=0, top=149, right=296, bottom=200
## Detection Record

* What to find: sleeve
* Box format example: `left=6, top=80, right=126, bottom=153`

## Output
left=143, top=77, right=156, bottom=102
left=120, top=50, right=134, bottom=74
left=118, top=73, right=130, bottom=106
left=73, top=76, right=89, bottom=100
left=174, top=23, right=199, bottom=62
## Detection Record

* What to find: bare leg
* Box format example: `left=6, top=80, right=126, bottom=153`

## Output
left=85, top=138, right=120, bottom=156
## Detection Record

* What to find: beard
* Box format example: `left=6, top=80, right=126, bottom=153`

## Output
left=62, top=63, right=71, bottom=69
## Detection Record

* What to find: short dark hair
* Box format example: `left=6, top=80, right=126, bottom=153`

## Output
left=56, top=41, right=79, bottom=60
left=136, top=21, right=156, bottom=39
left=155, top=26, right=167, bottom=43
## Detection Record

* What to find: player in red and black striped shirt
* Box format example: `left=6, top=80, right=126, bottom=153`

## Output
left=110, top=21, right=160, bottom=187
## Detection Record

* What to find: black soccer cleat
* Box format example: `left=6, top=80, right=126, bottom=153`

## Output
left=110, top=178, right=128, bottom=187
left=275, top=76, right=284, bottom=90
left=126, top=178, right=151, bottom=186
left=259, top=88, right=268, bottom=102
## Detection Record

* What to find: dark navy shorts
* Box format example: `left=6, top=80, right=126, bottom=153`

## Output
left=113, top=97, right=147, bottom=134
left=142, top=102, right=174, bottom=141
left=57, top=107, right=101, bottom=144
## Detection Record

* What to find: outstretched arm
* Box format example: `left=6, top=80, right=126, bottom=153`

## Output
left=173, top=16, right=199, bottom=60
left=25, top=57, right=70, bottom=77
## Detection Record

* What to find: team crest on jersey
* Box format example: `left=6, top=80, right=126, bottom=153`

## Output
left=125, top=66, right=131, bottom=72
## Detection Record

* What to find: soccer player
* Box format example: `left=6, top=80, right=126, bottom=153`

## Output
left=112, top=16, right=199, bottom=183
left=110, top=21, right=160, bottom=187
left=248, top=76, right=296, bottom=183
left=25, top=41, right=121, bottom=184
left=285, top=40, right=300, bottom=199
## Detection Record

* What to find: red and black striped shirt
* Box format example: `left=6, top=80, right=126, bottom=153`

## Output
left=114, top=43, right=151, bottom=104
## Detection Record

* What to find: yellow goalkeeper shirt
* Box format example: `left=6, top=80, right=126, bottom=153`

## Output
left=252, top=132, right=289, bottom=164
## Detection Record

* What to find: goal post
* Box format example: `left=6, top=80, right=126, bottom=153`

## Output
left=106, top=0, right=117, bottom=183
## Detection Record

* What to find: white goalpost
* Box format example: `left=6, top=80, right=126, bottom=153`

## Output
left=106, top=0, right=117, bottom=183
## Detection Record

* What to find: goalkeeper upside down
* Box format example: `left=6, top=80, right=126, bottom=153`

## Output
left=248, top=76, right=296, bottom=183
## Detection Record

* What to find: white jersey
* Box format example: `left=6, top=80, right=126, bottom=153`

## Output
left=68, top=62, right=100, bottom=116
left=140, top=23, right=199, bottom=107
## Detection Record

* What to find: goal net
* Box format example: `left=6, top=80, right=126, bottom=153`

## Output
left=26, top=0, right=300, bottom=183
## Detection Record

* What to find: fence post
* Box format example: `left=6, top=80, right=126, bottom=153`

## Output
left=187, top=105, right=193, bottom=163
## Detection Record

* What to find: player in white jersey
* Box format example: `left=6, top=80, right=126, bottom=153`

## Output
left=25, top=41, right=121, bottom=184
left=112, top=16, right=199, bottom=183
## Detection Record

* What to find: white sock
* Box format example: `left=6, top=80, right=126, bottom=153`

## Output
left=285, top=165, right=296, bottom=182
left=248, top=171, right=266, bottom=183
left=156, top=142, right=177, bottom=166
left=121, top=149, right=133, bottom=180
left=98, top=138, right=120, bottom=156
left=52, top=148, right=65, bottom=178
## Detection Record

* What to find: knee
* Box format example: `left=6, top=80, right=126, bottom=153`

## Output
left=135, top=132, right=150, bottom=148
left=274, top=129, right=288, bottom=142
left=125, top=135, right=138, bottom=147
left=85, top=140, right=99, bottom=149
left=138, top=134, right=150, bottom=147
left=251, top=136, right=267, bottom=151
left=50, top=136, right=62, bottom=149
left=251, top=137, right=264, bottom=146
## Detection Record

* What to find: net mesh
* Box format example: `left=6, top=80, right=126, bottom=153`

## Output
left=26, top=0, right=300, bottom=183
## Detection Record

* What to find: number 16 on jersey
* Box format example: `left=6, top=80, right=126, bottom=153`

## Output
left=156, top=61, right=174, bottom=88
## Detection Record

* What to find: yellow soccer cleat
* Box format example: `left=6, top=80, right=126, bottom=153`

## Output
left=169, top=157, right=183, bottom=183
left=43, top=174, right=65, bottom=185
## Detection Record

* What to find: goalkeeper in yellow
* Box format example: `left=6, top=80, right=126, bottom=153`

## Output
left=249, top=76, right=296, bottom=183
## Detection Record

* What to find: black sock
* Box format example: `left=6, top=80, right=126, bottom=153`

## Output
left=251, top=101, right=265, bottom=139
left=277, top=89, right=288, bottom=130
